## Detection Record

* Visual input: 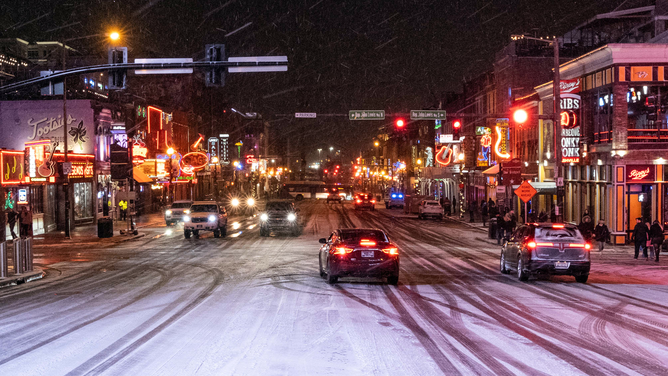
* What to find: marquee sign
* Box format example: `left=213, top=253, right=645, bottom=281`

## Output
left=561, top=127, right=581, bottom=163
left=560, top=79, right=581, bottom=163
left=131, top=136, right=148, bottom=165
left=68, top=162, right=94, bottom=179
left=626, top=165, right=655, bottom=182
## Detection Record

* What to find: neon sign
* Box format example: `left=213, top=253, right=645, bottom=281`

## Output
left=626, top=166, right=654, bottom=182
left=1, top=151, right=25, bottom=186
left=132, top=136, right=148, bottom=165
left=481, top=134, right=492, bottom=148
left=180, top=152, right=209, bottom=175
left=435, top=146, right=453, bottom=166
left=18, top=189, right=28, bottom=204
left=561, top=127, right=581, bottom=163
left=69, top=162, right=94, bottom=178
left=494, top=126, right=510, bottom=159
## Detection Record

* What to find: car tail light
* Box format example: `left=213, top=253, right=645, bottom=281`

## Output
left=371, top=199, right=376, bottom=204
left=585, top=243, right=592, bottom=250
left=360, top=239, right=376, bottom=246
left=569, top=243, right=586, bottom=248
left=356, top=199, right=362, bottom=203
left=536, top=242, right=553, bottom=246
left=382, top=246, right=398, bottom=255
left=552, top=224, right=565, bottom=229
left=333, top=247, right=353, bottom=255
left=527, top=241, right=537, bottom=249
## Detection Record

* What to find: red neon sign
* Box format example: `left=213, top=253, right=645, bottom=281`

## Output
left=180, top=152, right=209, bottom=175
left=147, top=106, right=163, bottom=133
left=628, top=168, right=650, bottom=181
left=1, top=151, right=25, bottom=186
left=435, top=146, right=453, bottom=166
left=480, top=134, right=492, bottom=148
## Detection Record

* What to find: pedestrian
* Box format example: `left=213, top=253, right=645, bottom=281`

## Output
left=469, top=200, right=477, bottom=223
left=119, top=200, right=128, bottom=221
left=7, top=208, right=18, bottom=239
left=442, top=197, right=451, bottom=216
left=481, top=201, right=488, bottom=227
left=582, top=208, right=591, bottom=220
left=496, top=213, right=505, bottom=245
left=538, top=210, right=548, bottom=223
left=578, top=215, right=595, bottom=242
left=631, top=217, right=649, bottom=259
left=504, top=211, right=516, bottom=239
left=489, top=200, right=498, bottom=218
left=649, top=220, right=664, bottom=262
left=19, top=206, right=33, bottom=238
left=594, top=219, right=610, bottom=252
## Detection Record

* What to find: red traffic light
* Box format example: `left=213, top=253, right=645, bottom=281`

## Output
left=513, top=109, right=528, bottom=124
left=453, top=120, right=462, bottom=129
left=396, top=119, right=405, bottom=128
left=335, top=165, right=340, bottom=169
left=324, top=169, right=328, bottom=173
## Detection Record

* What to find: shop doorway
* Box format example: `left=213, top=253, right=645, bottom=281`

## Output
left=627, top=184, right=653, bottom=230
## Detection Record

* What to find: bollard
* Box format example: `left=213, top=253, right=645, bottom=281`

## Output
left=13, top=238, right=23, bottom=274
left=0, top=242, right=7, bottom=278
left=24, top=237, right=33, bottom=272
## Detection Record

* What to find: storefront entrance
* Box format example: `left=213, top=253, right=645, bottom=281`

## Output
left=627, top=184, right=653, bottom=229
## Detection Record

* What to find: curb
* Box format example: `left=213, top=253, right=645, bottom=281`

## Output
left=0, top=267, right=45, bottom=288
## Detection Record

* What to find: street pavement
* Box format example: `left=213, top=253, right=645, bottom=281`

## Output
left=1, top=200, right=668, bottom=375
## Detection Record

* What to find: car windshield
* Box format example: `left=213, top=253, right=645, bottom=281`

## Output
left=535, top=227, right=583, bottom=241
left=266, top=202, right=293, bottom=211
left=190, top=205, right=218, bottom=213
left=171, top=202, right=191, bottom=209
left=339, top=230, right=388, bottom=243
left=426, top=202, right=440, bottom=206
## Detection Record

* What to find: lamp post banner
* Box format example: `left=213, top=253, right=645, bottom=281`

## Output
left=0, top=100, right=95, bottom=154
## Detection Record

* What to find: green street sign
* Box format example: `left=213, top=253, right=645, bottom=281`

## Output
left=349, top=110, right=385, bottom=120
left=410, top=110, right=446, bottom=120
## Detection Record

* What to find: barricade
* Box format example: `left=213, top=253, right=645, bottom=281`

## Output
left=0, top=242, right=7, bottom=278
left=13, top=238, right=23, bottom=274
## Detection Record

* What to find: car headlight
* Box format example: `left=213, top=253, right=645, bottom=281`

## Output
left=184, top=210, right=190, bottom=214
left=208, top=215, right=217, bottom=222
left=287, top=213, right=296, bottom=221
left=247, top=198, right=255, bottom=206
left=165, top=210, right=172, bottom=216
left=183, top=216, right=191, bottom=222
left=231, top=198, right=240, bottom=207
left=260, top=213, right=269, bottom=221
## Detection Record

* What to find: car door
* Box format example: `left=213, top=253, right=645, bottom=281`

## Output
left=506, top=226, right=526, bottom=267
left=320, top=232, right=334, bottom=270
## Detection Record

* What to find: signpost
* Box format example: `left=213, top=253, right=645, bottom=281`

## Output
left=410, top=110, right=446, bottom=120
left=501, top=158, right=521, bottom=186
left=514, top=180, right=538, bottom=223
left=349, top=110, right=385, bottom=120
left=295, top=112, right=317, bottom=118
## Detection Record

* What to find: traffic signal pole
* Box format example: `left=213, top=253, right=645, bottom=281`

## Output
left=553, top=39, right=563, bottom=223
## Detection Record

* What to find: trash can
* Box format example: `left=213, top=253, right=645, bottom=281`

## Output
left=98, top=217, right=114, bottom=238
left=488, top=218, right=497, bottom=239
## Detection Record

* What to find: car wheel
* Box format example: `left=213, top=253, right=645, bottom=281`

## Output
left=184, top=230, right=191, bottom=239
left=213, top=229, right=221, bottom=238
left=327, top=273, right=338, bottom=284
left=220, top=226, right=227, bottom=237
left=319, top=256, right=326, bottom=278
left=575, top=274, right=589, bottom=283
left=517, top=255, right=529, bottom=281
left=387, top=275, right=399, bottom=285
left=500, top=251, right=509, bottom=274
left=193, top=230, right=200, bottom=239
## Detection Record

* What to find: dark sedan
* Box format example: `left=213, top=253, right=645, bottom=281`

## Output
left=353, top=193, right=375, bottom=210
left=319, top=228, right=399, bottom=285
left=500, top=223, right=591, bottom=283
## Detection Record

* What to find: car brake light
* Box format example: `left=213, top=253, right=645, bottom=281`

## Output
left=536, top=242, right=553, bottom=246
left=382, top=247, right=399, bottom=255
left=333, top=247, right=353, bottom=255
left=371, top=199, right=376, bottom=204
left=360, top=239, right=376, bottom=246
left=527, top=241, right=537, bottom=249
left=585, top=243, right=592, bottom=250
left=552, top=224, right=565, bottom=229
left=356, top=199, right=362, bottom=203
left=569, top=243, right=586, bottom=248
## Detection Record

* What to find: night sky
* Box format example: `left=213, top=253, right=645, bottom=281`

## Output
left=1, top=0, right=630, bottom=155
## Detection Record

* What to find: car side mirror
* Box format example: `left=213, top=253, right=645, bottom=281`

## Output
left=319, top=238, right=327, bottom=244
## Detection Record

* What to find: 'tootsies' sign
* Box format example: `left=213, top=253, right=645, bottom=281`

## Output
left=561, top=127, right=581, bottom=163
left=626, top=165, right=655, bottom=182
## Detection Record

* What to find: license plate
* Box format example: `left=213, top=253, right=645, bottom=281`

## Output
left=197, top=225, right=203, bottom=229
left=361, top=251, right=374, bottom=258
left=554, top=261, right=570, bottom=269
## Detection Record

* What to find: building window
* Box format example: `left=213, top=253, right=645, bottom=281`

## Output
left=28, top=50, right=38, bottom=59
left=599, top=165, right=607, bottom=182
left=29, top=186, right=44, bottom=214
left=74, top=182, right=93, bottom=220
left=581, top=166, right=587, bottom=181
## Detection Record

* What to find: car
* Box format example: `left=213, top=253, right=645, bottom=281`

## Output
left=259, top=200, right=302, bottom=236
left=418, top=200, right=444, bottom=220
left=326, top=191, right=343, bottom=203
left=385, top=192, right=404, bottom=209
left=353, top=193, right=375, bottom=210
left=318, top=228, right=400, bottom=285
left=500, top=223, right=591, bottom=283
left=164, top=200, right=193, bottom=225
left=183, top=201, right=228, bottom=239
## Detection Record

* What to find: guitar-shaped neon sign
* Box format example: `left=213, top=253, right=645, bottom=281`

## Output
left=435, top=145, right=453, bottom=166
left=495, top=126, right=511, bottom=159
left=38, top=141, right=58, bottom=177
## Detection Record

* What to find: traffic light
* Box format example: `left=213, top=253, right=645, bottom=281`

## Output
left=205, top=44, right=226, bottom=87
left=513, top=109, right=528, bottom=124
left=108, top=47, right=127, bottom=90
left=395, top=118, right=405, bottom=129
left=452, top=119, right=462, bottom=139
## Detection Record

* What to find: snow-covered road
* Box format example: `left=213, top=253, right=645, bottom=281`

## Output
left=1, top=200, right=668, bottom=375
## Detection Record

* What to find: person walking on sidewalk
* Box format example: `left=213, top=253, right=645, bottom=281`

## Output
left=578, top=215, right=595, bottom=242
left=469, top=200, right=477, bottom=223
left=19, top=206, right=33, bottom=239
left=119, top=200, right=128, bottom=221
left=649, top=220, right=664, bottom=262
left=594, top=219, right=610, bottom=252
left=481, top=201, right=488, bottom=227
left=7, top=208, right=18, bottom=239
left=632, top=217, right=649, bottom=259
left=496, top=212, right=506, bottom=245
left=504, top=211, right=516, bottom=240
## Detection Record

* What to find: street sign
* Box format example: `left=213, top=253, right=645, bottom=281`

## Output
left=349, top=110, right=385, bottom=120
left=439, top=134, right=453, bottom=143
left=228, top=56, right=288, bottom=73
left=295, top=112, right=317, bottom=118
left=501, top=158, right=521, bottom=186
left=514, top=181, right=538, bottom=203
left=134, top=58, right=194, bottom=74
left=410, top=110, right=446, bottom=120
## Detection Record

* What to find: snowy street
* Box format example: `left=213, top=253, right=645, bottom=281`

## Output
left=1, top=200, right=668, bottom=375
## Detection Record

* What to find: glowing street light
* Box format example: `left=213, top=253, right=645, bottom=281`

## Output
left=109, top=31, right=120, bottom=41
left=166, top=147, right=175, bottom=155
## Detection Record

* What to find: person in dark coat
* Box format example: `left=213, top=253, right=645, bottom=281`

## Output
left=496, top=213, right=505, bottom=245
left=488, top=201, right=498, bottom=218
left=7, top=208, right=18, bottom=239
left=469, top=200, right=477, bottom=223
left=649, top=220, right=664, bottom=262
left=504, top=211, right=516, bottom=239
left=538, top=210, right=548, bottom=223
left=594, top=219, right=610, bottom=252
left=632, top=217, right=650, bottom=259
left=481, top=201, right=488, bottom=227
left=19, top=206, right=33, bottom=239
left=578, top=215, right=595, bottom=242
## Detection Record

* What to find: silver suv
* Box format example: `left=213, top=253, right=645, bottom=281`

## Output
left=183, top=201, right=228, bottom=238
left=165, top=200, right=193, bottom=225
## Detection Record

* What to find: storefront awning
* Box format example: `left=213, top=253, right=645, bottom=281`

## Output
left=482, top=164, right=499, bottom=175
left=133, top=166, right=153, bottom=183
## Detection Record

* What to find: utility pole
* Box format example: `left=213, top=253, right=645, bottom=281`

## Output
left=553, top=38, right=563, bottom=222
left=62, top=41, right=71, bottom=239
